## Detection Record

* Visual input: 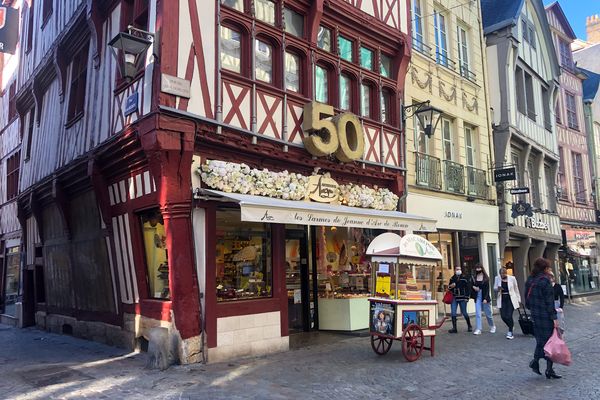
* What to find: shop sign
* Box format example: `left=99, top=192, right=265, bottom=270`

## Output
left=566, top=230, right=595, bottom=256
left=443, top=211, right=463, bottom=219
left=399, top=234, right=440, bottom=258
left=0, top=7, right=18, bottom=54
left=493, top=167, right=516, bottom=182
left=302, top=101, right=365, bottom=162
left=510, top=187, right=530, bottom=195
left=525, top=217, right=548, bottom=230
left=511, top=201, right=533, bottom=218
left=307, top=175, right=339, bottom=203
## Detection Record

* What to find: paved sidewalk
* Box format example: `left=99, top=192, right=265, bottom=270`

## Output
left=1, top=300, right=600, bottom=399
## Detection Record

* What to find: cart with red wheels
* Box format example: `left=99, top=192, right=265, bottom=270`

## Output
left=366, top=233, right=445, bottom=362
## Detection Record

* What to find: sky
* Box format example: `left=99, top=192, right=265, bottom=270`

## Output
left=544, top=0, right=600, bottom=40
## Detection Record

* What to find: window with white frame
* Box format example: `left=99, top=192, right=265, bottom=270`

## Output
left=441, top=118, right=453, bottom=160
left=412, top=0, right=425, bottom=52
left=559, top=39, right=573, bottom=69
left=572, top=152, right=586, bottom=203
left=457, top=25, right=470, bottom=79
left=566, top=92, right=579, bottom=130
left=557, top=146, right=568, bottom=200
left=284, top=52, right=300, bottom=92
left=255, top=39, right=273, bottom=83
left=434, top=10, right=449, bottom=67
left=220, top=26, right=242, bottom=73
left=255, top=0, right=276, bottom=25
left=464, top=125, right=476, bottom=167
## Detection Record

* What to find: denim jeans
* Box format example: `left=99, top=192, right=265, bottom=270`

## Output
left=475, top=290, right=494, bottom=330
left=450, top=299, right=468, bottom=319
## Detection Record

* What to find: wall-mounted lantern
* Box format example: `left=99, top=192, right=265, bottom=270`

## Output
left=402, top=101, right=442, bottom=137
left=108, top=26, right=155, bottom=81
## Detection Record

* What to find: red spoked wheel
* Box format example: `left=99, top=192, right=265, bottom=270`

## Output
left=401, top=324, right=424, bottom=362
left=370, top=335, right=393, bottom=355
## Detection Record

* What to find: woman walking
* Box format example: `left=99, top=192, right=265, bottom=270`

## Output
left=493, top=267, right=521, bottom=339
left=471, top=263, right=495, bottom=335
left=526, top=258, right=561, bottom=379
left=448, top=266, right=472, bottom=333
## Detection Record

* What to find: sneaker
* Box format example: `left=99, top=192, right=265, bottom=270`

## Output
left=473, top=329, right=482, bottom=335
left=490, top=326, right=496, bottom=334
left=506, top=332, right=514, bottom=340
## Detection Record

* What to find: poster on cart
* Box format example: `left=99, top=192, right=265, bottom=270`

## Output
left=402, top=310, right=429, bottom=330
left=370, top=301, right=395, bottom=336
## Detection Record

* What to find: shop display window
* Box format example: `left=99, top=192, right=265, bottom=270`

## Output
left=316, top=226, right=383, bottom=299
left=140, top=210, right=170, bottom=300
left=3, top=246, right=20, bottom=316
left=216, top=208, right=272, bottom=302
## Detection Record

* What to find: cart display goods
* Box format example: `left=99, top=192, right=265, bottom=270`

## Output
left=366, top=233, right=445, bottom=361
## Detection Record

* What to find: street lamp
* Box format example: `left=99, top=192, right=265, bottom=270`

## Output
left=108, top=26, right=155, bottom=81
left=402, top=101, right=442, bottom=137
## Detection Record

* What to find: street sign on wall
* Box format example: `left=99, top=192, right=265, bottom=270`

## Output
left=509, top=187, right=530, bottom=195
left=0, top=7, right=19, bottom=55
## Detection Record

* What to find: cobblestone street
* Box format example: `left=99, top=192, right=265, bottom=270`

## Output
left=1, top=300, right=599, bottom=400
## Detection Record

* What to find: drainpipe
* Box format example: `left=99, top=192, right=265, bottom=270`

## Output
left=216, top=1, right=223, bottom=134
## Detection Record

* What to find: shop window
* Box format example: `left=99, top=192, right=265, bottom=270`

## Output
left=360, top=46, right=374, bottom=71
left=284, top=7, right=304, bottom=37
left=3, top=246, right=20, bottom=317
left=221, top=0, right=243, bottom=12
left=316, top=227, right=383, bottom=299
left=315, top=64, right=329, bottom=103
left=255, top=0, right=276, bottom=25
left=140, top=210, right=170, bottom=300
left=67, top=44, right=89, bottom=124
left=216, top=208, right=272, bottom=302
left=255, top=39, right=273, bottom=83
left=339, top=73, right=352, bottom=111
left=360, top=82, right=372, bottom=118
left=338, top=35, right=353, bottom=62
left=380, top=53, right=392, bottom=78
left=220, top=26, right=242, bottom=74
left=317, top=26, right=332, bottom=52
left=284, top=51, right=301, bottom=92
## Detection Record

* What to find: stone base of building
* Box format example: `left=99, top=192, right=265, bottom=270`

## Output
left=0, top=314, right=18, bottom=327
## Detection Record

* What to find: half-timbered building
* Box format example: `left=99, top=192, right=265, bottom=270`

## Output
left=10, top=0, right=420, bottom=363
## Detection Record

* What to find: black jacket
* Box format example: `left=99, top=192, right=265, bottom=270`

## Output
left=470, top=276, right=491, bottom=302
left=525, top=273, right=557, bottom=321
left=554, top=283, right=565, bottom=308
left=449, top=274, right=471, bottom=301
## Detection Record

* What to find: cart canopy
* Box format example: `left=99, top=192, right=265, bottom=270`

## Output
left=366, top=233, right=442, bottom=265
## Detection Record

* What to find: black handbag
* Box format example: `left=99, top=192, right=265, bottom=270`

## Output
left=518, top=307, right=535, bottom=336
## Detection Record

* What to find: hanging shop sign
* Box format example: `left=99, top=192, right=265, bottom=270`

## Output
left=493, top=167, right=516, bottom=182
left=510, top=187, right=530, bottom=195
left=525, top=217, right=549, bottom=230
left=565, top=230, right=596, bottom=256
left=0, top=7, right=18, bottom=54
left=302, top=102, right=365, bottom=162
left=511, top=201, right=533, bottom=218
left=307, top=175, right=339, bottom=203
left=398, top=234, right=442, bottom=259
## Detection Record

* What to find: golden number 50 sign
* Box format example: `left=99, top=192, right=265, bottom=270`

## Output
left=302, top=102, right=365, bottom=162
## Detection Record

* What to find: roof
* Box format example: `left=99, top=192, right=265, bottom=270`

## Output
left=545, top=2, right=576, bottom=40
left=481, top=0, right=525, bottom=35
left=580, top=68, right=600, bottom=102
left=574, top=43, right=600, bottom=74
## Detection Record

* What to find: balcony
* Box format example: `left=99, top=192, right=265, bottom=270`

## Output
left=467, top=166, right=489, bottom=199
left=459, top=64, right=477, bottom=83
left=444, top=160, right=465, bottom=194
left=415, top=152, right=442, bottom=190
left=412, top=36, right=432, bottom=57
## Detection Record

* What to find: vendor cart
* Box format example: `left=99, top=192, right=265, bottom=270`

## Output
left=366, top=233, right=446, bottom=362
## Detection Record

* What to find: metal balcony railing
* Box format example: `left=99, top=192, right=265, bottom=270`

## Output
left=412, top=36, right=432, bottom=57
left=467, top=166, right=489, bottom=198
left=415, top=152, right=442, bottom=190
left=444, top=160, right=465, bottom=194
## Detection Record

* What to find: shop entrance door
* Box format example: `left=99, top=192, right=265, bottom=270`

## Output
left=285, top=228, right=313, bottom=333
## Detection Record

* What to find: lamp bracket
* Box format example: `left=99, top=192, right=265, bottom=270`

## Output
left=401, top=101, right=430, bottom=121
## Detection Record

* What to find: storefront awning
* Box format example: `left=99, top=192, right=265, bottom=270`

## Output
left=201, top=189, right=437, bottom=232
left=366, top=232, right=443, bottom=265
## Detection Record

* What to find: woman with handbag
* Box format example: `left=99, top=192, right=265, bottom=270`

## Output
left=526, top=258, right=561, bottom=379
left=447, top=266, right=472, bottom=333
left=493, top=267, right=521, bottom=339
left=470, top=263, right=495, bottom=335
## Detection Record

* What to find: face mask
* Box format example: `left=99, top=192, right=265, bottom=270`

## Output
left=456, top=270, right=462, bottom=276
left=476, top=269, right=482, bottom=273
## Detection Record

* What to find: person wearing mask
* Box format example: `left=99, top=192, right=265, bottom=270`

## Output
left=470, top=263, right=495, bottom=335
left=494, top=267, right=521, bottom=339
left=447, top=266, right=472, bottom=333
left=526, top=258, right=561, bottom=379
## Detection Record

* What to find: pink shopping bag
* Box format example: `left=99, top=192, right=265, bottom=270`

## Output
left=544, top=327, right=572, bottom=366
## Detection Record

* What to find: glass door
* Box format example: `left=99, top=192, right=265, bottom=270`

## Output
left=285, top=228, right=310, bottom=333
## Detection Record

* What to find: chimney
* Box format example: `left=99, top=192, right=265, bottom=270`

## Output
left=587, top=14, right=600, bottom=44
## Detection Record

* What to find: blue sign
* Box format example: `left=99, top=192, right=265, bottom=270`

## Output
left=124, top=92, right=139, bottom=116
